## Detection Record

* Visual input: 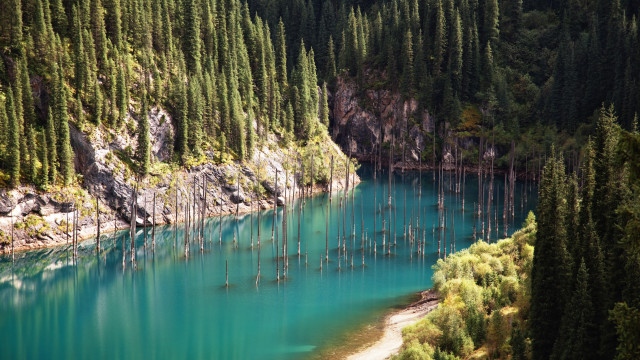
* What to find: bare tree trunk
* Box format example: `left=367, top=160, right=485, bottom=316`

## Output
left=144, top=194, right=148, bottom=248
left=96, top=196, right=100, bottom=254
left=131, top=186, right=137, bottom=264
left=272, top=169, right=278, bottom=241
left=388, top=136, right=393, bottom=254
left=66, top=211, right=69, bottom=245
left=122, top=235, right=125, bottom=269
left=11, top=214, right=14, bottom=262
left=152, top=192, right=156, bottom=252
left=329, top=156, right=334, bottom=200
left=175, top=187, right=178, bottom=249
left=443, top=209, right=447, bottom=260
left=283, top=203, right=287, bottom=278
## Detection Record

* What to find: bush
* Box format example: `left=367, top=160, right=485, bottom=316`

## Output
left=398, top=221, right=537, bottom=359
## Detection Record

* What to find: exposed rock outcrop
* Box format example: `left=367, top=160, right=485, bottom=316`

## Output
left=331, top=74, right=502, bottom=170
left=331, top=75, right=434, bottom=163
left=1, top=106, right=359, bottom=254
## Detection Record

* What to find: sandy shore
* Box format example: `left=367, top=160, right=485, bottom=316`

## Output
left=345, top=290, right=440, bottom=360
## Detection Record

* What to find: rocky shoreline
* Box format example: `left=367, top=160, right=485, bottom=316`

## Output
left=1, top=105, right=359, bottom=255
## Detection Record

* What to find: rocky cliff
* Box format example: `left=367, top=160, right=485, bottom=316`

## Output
left=0, top=106, right=358, bottom=254
left=330, top=74, right=500, bottom=170
left=331, top=75, right=434, bottom=165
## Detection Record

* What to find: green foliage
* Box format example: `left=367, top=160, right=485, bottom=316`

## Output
left=399, top=223, right=536, bottom=359
left=6, top=88, right=20, bottom=187
left=137, top=92, right=150, bottom=176
left=609, top=303, right=640, bottom=360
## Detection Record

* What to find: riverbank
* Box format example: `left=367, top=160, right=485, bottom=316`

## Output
left=344, top=289, right=440, bottom=360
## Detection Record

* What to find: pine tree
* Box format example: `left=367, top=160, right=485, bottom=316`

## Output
left=105, top=0, right=122, bottom=49
left=553, top=259, right=597, bottom=360
left=46, top=110, right=57, bottom=185
left=320, top=82, right=330, bottom=127
left=34, top=0, right=51, bottom=63
left=40, top=130, right=49, bottom=188
left=530, top=148, right=571, bottom=360
left=175, top=79, right=189, bottom=162
left=218, top=69, right=230, bottom=138
left=73, top=5, right=86, bottom=96
left=26, top=125, right=37, bottom=184
left=229, top=72, right=245, bottom=159
left=414, top=30, right=427, bottom=94
left=245, top=102, right=255, bottom=159
left=565, top=173, right=580, bottom=264
left=116, top=62, right=127, bottom=124
left=6, top=88, right=20, bottom=187
left=308, top=48, right=319, bottom=124
left=184, top=0, right=201, bottom=74
left=401, top=29, right=415, bottom=94
left=94, top=81, right=103, bottom=126
left=433, top=0, right=447, bottom=76
left=482, top=42, right=495, bottom=91
left=19, top=57, right=35, bottom=129
left=275, top=19, right=288, bottom=92
left=76, top=92, right=84, bottom=126
left=137, top=91, right=150, bottom=176
left=91, top=0, right=108, bottom=73
left=55, top=66, right=74, bottom=186
left=484, top=0, right=500, bottom=45
left=51, top=0, right=67, bottom=37
left=187, top=78, right=203, bottom=156
left=326, top=36, right=337, bottom=82
left=285, top=102, right=295, bottom=140
left=449, top=10, right=464, bottom=94
left=8, top=0, right=24, bottom=53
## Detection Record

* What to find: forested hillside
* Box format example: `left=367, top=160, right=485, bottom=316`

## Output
left=250, top=0, right=640, bottom=141
left=392, top=108, right=640, bottom=360
left=2, top=0, right=639, bottom=188
left=0, top=0, right=327, bottom=189
left=529, top=108, right=640, bottom=360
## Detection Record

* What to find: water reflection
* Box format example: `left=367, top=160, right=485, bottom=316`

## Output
left=0, top=166, right=537, bottom=359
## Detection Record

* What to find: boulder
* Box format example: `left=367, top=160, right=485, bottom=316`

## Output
left=0, top=191, right=16, bottom=215
left=230, top=192, right=245, bottom=204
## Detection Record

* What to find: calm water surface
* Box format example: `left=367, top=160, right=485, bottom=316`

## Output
left=0, top=166, right=536, bottom=359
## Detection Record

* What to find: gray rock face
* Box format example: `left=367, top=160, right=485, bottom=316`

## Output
left=2, top=92, right=361, bottom=254
left=230, top=192, right=245, bottom=204
left=331, top=75, right=434, bottom=163
left=0, top=191, right=15, bottom=215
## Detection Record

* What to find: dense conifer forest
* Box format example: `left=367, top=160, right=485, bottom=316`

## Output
left=1, top=0, right=639, bottom=359
left=0, top=0, right=325, bottom=188
left=249, top=0, right=640, bottom=133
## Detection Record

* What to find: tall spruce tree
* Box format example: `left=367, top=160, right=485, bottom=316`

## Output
left=530, top=148, right=571, bottom=360
left=401, top=29, right=415, bottom=94
left=175, top=79, right=189, bottom=162
left=6, top=88, right=20, bottom=187
left=320, top=82, right=329, bottom=127
left=187, top=78, right=204, bottom=156
left=55, top=65, right=74, bottom=186
left=137, top=90, right=150, bottom=176
left=46, top=110, right=57, bottom=184
left=552, top=259, right=597, bottom=360
left=26, top=125, right=37, bottom=184
left=40, top=130, right=49, bottom=188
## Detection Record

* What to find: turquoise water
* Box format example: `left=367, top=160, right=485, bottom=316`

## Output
left=0, top=166, right=536, bottom=359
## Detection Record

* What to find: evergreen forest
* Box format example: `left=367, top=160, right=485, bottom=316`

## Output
left=0, top=0, right=639, bottom=359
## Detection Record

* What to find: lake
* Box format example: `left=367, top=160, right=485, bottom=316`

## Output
left=0, top=165, right=536, bottom=359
